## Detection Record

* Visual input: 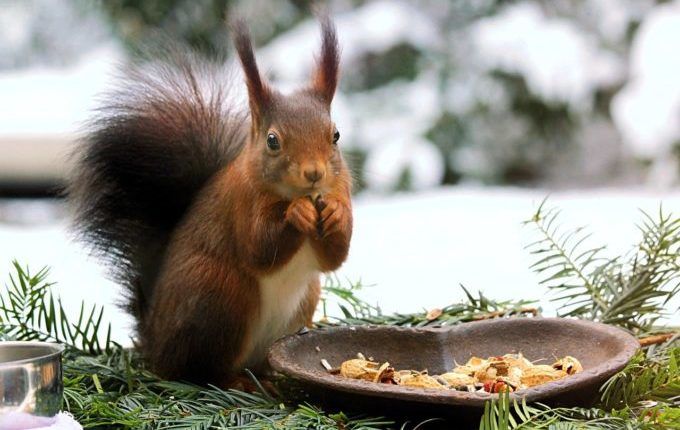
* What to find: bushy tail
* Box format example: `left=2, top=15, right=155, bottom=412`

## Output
left=69, top=47, right=247, bottom=324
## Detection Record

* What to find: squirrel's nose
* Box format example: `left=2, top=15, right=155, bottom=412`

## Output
left=303, top=165, right=325, bottom=184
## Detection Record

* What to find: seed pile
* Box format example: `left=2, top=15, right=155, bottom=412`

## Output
left=323, top=353, right=583, bottom=393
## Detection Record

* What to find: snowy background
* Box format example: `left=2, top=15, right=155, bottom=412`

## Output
left=0, top=0, right=679, bottom=345
left=1, top=189, right=679, bottom=346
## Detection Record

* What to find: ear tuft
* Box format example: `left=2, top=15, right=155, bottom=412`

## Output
left=312, top=15, right=340, bottom=105
left=231, top=18, right=270, bottom=124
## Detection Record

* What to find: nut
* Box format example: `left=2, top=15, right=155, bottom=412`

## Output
left=520, top=365, right=567, bottom=387
left=452, top=356, right=488, bottom=376
left=474, top=365, right=498, bottom=383
left=488, top=357, right=509, bottom=376
left=439, top=372, right=476, bottom=388
left=399, top=373, right=445, bottom=389
left=335, top=352, right=583, bottom=392
left=502, top=353, right=533, bottom=370
left=374, top=361, right=397, bottom=383
left=425, top=308, right=443, bottom=321
left=340, top=359, right=380, bottom=381
left=483, top=380, right=513, bottom=393
left=552, top=356, right=583, bottom=375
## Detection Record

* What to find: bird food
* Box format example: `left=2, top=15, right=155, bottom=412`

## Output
left=324, top=353, right=582, bottom=393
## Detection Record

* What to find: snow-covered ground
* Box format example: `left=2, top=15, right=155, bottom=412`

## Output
left=1, top=186, right=678, bottom=346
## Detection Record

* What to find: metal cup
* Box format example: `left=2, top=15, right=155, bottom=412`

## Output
left=0, top=342, right=65, bottom=419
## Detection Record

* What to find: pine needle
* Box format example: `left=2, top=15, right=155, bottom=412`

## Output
left=524, top=202, right=680, bottom=332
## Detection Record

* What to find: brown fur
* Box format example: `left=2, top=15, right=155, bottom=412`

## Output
left=138, top=17, right=351, bottom=385
left=231, top=18, right=271, bottom=131
left=312, top=15, right=340, bottom=104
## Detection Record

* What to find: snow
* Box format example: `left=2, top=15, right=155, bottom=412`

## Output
left=258, top=0, right=439, bottom=85
left=611, top=1, right=680, bottom=159
left=470, top=2, right=623, bottom=107
left=351, top=73, right=444, bottom=189
left=584, top=0, right=652, bottom=43
left=364, top=136, right=444, bottom=190
left=1, top=187, right=678, bottom=347
left=0, top=45, right=122, bottom=135
left=0, top=3, right=31, bottom=49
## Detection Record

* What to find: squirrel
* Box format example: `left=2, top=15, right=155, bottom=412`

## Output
left=68, top=17, right=352, bottom=386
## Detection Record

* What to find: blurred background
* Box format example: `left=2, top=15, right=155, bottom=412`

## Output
left=0, top=0, right=678, bottom=343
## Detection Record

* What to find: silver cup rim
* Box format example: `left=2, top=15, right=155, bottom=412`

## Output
left=0, top=341, right=65, bottom=367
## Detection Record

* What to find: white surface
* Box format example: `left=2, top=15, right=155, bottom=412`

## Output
left=259, top=0, right=438, bottom=84
left=611, top=1, right=680, bottom=158
left=471, top=2, right=622, bottom=106
left=0, top=45, right=121, bottom=135
left=1, top=187, right=678, bottom=347
left=0, top=412, right=81, bottom=430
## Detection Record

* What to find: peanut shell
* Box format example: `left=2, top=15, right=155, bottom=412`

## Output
left=340, top=359, right=380, bottom=381
left=399, top=373, right=445, bottom=389
left=520, top=365, right=567, bottom=387
left=439, top=372, right=476, bottom=388
left=552, top=356, right=583, bottom=375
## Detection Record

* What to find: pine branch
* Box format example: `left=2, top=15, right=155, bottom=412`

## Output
left=320, top=275, right=381, bottom=321
left=600, top=346, right=680, bottom=411
left=0, top=260, right=115, bottom=354
left=63, top=347, right=395, bottom=430
left=322, top=281, right=538, bottom=328
left=526, top=203, right=609, bottom=315
left=478, top=391, right=657, bottom=430
left=524, top=202, right=680, bottom=332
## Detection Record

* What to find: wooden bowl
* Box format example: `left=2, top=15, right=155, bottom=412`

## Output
left=268, top=318, right=638, bottom=414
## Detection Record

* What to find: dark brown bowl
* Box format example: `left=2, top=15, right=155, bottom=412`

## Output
left=269, top=318, right=638, bottom=412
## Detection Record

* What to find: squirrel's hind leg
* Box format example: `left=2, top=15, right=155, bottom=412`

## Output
left=142, top=251, right=260, bottom=385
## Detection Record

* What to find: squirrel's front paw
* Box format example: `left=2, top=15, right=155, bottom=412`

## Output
left=318, top=197, right=350, bottom=238
left=285, top=197, right=318, bottom=236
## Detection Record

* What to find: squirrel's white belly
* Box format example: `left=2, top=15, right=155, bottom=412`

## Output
left=245, top=240, right=319, bottom=367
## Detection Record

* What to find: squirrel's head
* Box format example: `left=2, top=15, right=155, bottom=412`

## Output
left=232, top=16, right=346, bottom=199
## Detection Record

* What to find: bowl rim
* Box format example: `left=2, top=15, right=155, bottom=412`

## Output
left=0, top=341, right=66, bottom=367
left=268, top=317, right=640, bottom=406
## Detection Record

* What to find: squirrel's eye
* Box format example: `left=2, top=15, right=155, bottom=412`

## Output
left=266, top=133, right=280, bottom=151
left=333, top=130, right=340, bottom=145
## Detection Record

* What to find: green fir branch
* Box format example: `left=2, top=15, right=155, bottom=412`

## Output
left=600, top=346, right=680, bottom=410
left=63, top=347, right=395, bottom=429
left=323, top=281, right=538, bottom=328
left=0, top=260, right=115, bottom=354
left=478, top=391, right=670, bottom=430
left=524, top=201, right=680, bottom=332
left=320, top=275, right=381, bottom=321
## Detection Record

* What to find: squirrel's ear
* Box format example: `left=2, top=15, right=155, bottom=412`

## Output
left=311, top=15, right=340, bottom=105
left=231, top=18, right=270, bottom=125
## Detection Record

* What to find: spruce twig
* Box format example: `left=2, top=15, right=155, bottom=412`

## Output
left=525, top=202, right=680, bottom=332
left=0, top=260, right=115, bottom=354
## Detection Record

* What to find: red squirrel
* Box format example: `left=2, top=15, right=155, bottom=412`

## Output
left=69, top=17, right=352, bottom=386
